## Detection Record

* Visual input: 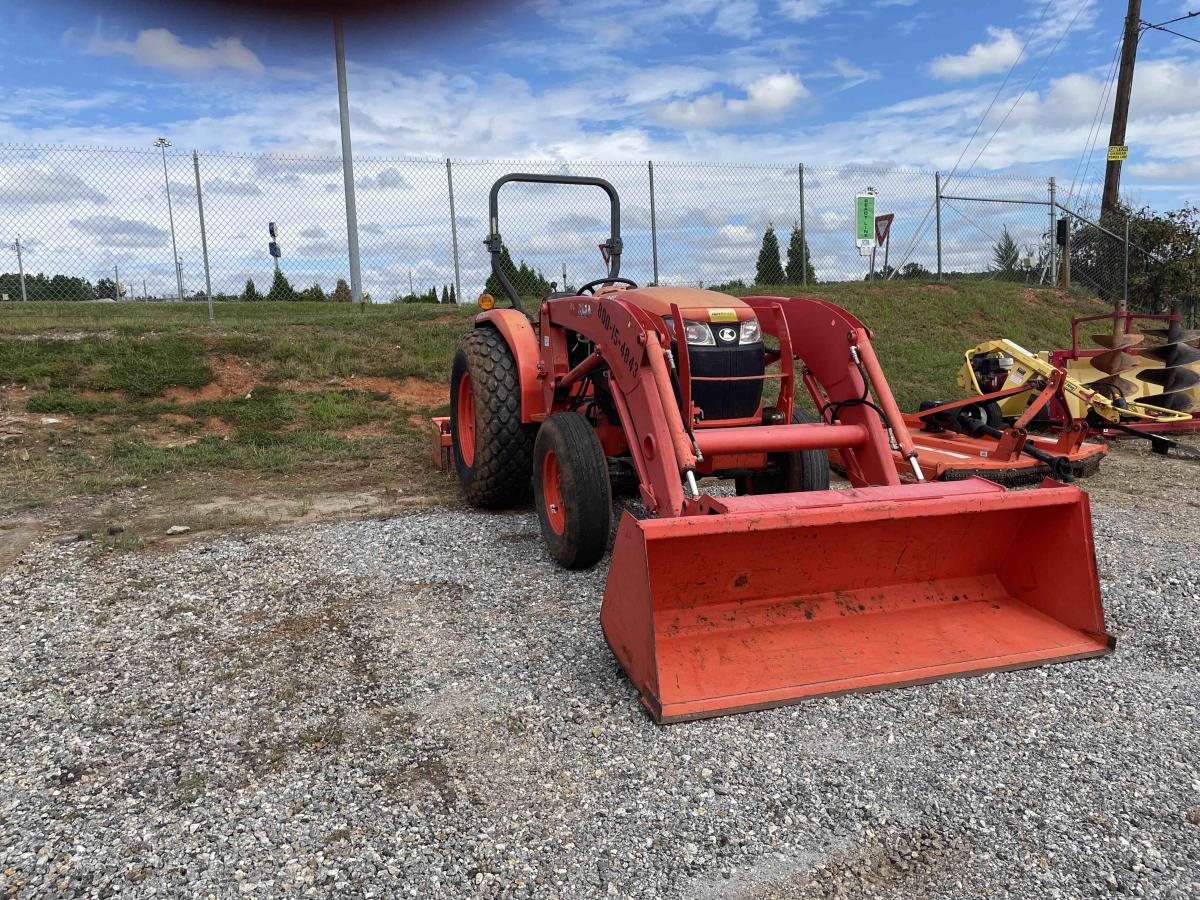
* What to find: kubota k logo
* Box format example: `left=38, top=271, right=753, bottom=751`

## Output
left=718, top=327, right=737, bottom=342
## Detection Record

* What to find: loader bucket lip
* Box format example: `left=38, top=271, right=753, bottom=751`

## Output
left=600, top=479, right=1114, bottom=725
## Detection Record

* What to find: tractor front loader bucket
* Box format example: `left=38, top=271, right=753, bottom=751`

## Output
left=600, top=478, right=1112, bottom=723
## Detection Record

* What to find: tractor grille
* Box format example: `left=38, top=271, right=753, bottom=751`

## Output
left=686, top=343, right=764, bottom=420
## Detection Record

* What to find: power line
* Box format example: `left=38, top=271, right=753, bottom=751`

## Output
left=1142, top=21, right=1200, bottom=43
left=1067, top=33, right=1124, bottom=203
left=886, top=0, right=1059, bottom=279
left=958, top=0, right=1094, bottom=179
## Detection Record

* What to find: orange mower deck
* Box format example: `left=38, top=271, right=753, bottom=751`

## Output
left=832, top=414, right=1108, bottom=486
left=601, top=478, right=1111, bottom=723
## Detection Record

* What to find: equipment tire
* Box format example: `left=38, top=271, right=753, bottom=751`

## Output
left=959, top=399, right=1003, bottom=430
left=736, top=408, right=830, bottom=495
left=450, top=327, right=534, bottom=508
left=533, top=412, right=612, bottom=569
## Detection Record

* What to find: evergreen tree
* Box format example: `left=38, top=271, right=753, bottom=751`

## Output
left=783, top=222, right=816, bottom=285
left=330, top=278, right=352, bottom=303
left=267, top=268, right=297, bottom=301
left=992, top=226, right=1020, bottom=277
left=441, top=285, right=450, bottom=303
left=485, top=247, right=550, bottom=299
left=449, top=284, right=457, bottom=303
left=755, top=225, right=786, bottom=285
left=299, top=282, right=326, bottom=302
left=240, top=278, right=262, bottom=302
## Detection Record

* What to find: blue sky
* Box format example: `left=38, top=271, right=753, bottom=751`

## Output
left=0, top=0, right=1196, bottom=210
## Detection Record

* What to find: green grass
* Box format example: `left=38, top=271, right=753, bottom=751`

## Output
left=0, top=288, right=1106, bottom=510
left=724, top=281, right=1107, bottom=408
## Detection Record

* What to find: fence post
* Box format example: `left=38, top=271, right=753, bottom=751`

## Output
left=1047, top=177, right=1057, bottom=287
left=14, top=235, right=27, bottom=301
left=334, top=18, right=364, bottom=305
left=193, top=151, right=214, bottom=322
left=798, top=163, right=808, bottom=288
left=1123, top=215, right=1130, bottom=309
left=648, top=161, right=660, bottom=286
left=446, top=158, right=463, bottom=303
left=934, top=171, right=942, bottom=281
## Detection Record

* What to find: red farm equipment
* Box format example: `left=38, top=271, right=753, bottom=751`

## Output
left=435, top=174, right=1113, bottom=723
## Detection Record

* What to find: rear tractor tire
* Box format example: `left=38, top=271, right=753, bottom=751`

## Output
left=736, top=408, right=831, bottom=495
left=532, top=413, right=613, bottom=570
left=450, top=328, right=534, bottom=508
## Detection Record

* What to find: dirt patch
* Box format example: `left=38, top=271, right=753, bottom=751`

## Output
left=132, top=413, right=231, bottom=448
left=163, top=357, right=266, bottom=402
left=926, top=284, right=955, bottom=295
left=344, top=376, right=448, bottom=407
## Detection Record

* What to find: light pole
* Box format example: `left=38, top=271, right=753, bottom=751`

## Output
left=334, top=18, right=363, bottom=305
left=155, top=137, right=185, bottom=301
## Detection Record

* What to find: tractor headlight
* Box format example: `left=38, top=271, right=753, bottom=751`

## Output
left=664, top=318, right=716, bottom=346
left=685, top=321, right=715, bottom=346
left=739, top=316, right=761, bottom=344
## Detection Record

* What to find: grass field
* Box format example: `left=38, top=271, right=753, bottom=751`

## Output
left=0, top=282, right=1106, bottom=521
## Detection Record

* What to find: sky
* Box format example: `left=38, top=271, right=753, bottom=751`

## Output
left=0, top=0, right=1196, bottom=298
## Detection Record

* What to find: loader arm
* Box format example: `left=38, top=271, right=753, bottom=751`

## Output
left=541, top=294, right=912, bottom=517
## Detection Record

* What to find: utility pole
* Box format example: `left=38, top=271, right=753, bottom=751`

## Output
left=14, top=236, right=27, bottom=301
left=1101, top=0, right=1142, bottom=218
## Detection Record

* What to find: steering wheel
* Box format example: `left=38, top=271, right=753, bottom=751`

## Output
left=577, top=277, right=638, bottom=295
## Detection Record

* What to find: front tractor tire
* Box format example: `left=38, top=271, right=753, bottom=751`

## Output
left=450, top=328, right=534, bottom=508
left=533, top=413, right=613, bottom=570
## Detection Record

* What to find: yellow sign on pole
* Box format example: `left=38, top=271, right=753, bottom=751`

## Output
left=1107, top=145, right=1128, bottom=161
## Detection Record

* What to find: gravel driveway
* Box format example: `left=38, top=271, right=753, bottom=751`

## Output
left=2, top=444, right=1198, bottom=899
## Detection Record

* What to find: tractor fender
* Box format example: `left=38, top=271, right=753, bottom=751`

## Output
left=475, top=309, right=546, bottom=423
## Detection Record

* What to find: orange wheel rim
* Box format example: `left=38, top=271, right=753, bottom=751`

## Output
left=542, top=449, right=565, bottom=534
left=457, top=372, right=475, bottom=466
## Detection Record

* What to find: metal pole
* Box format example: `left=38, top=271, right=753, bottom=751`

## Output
left=334, top=17, right=363, bottom=305
left=798, top=163, right=807, bottom=287
left=648, top=161, right=660, bottom=286
left=193, top=151, right=214, bottom=322
left=1062, top=221, right=1071, bottom=290
left=157, top=141, right=184, bottom=301
left=1123, top=215, right=1130, bottom=309
left=934, top=171, right=942, bottom=280
left=14, top=236, right=26, bottom=301
left=446, top=158, right=463, bottom=304
left=114, top=264, right=119, bottom=299
left=1048, top=177, right=1057, bottom=287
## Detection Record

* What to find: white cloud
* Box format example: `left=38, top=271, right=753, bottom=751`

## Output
left=658, top=73, right=808, bottom=128
left=830, top=57, right=881, bottom=90
left=778, top=0, right=835, bottom=21
left=86, top=28, right=265, bottom=76
left=929, top=27, right=1023, bottom=81
left=624, top=66, right=718, bottom=104
left=1126, top=157, right=1200, bottom=180
left=713, top=0, right=761, bottom=38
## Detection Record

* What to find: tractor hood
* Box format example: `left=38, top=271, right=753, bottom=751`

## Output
left=616, top=287, right=756, bottom=321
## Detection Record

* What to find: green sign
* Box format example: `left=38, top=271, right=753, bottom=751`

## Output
left=856, top=193, right=876, bottom=247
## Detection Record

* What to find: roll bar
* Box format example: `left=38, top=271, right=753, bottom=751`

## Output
left=486, top=173, right=622, bottom=312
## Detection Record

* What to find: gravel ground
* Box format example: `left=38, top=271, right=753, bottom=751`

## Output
left=1, top=442, right=1198, bottom=899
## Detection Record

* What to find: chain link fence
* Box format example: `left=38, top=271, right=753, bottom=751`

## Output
left=0, top=144, right=1141, bottom=309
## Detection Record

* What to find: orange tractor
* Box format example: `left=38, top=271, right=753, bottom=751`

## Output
left=435, top=174, right=1113, bottom=723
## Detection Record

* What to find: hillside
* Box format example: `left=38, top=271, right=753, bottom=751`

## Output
left=0, top=282, right=1108, bottom=524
